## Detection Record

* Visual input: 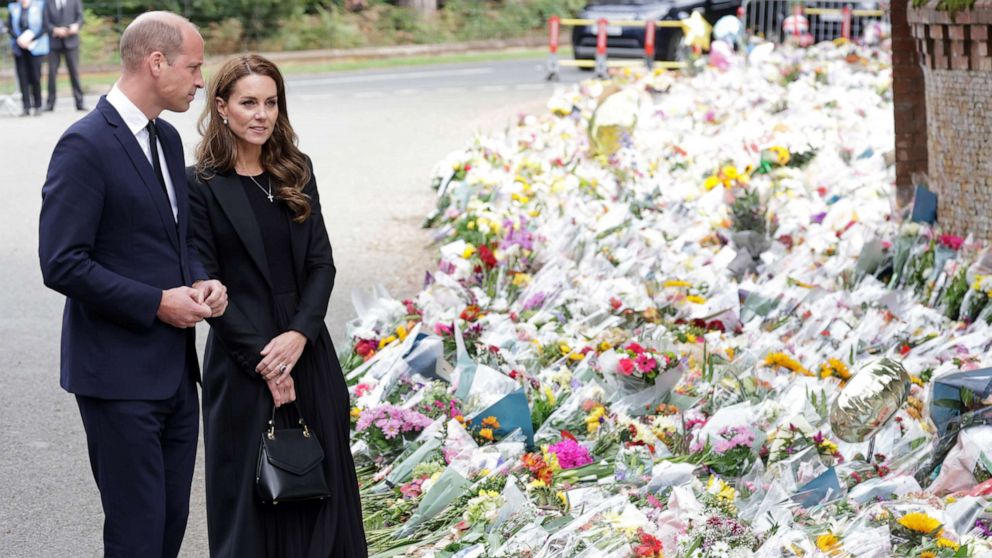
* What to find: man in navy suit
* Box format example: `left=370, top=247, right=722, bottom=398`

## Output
left=39, top=11, right=227, bottom=557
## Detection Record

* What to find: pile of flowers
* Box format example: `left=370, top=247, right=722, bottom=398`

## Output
left=343, top=38, right=992, bottom=557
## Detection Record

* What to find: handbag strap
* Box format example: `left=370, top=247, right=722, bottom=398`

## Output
left=266, top=402, right=313, bottom=441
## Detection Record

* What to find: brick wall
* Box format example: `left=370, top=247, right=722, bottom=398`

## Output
left=892, top=0, right=928, bottom=208
left=909, top=1, right=992, bottom=239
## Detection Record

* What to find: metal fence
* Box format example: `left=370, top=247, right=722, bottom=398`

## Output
left=742, top=0, right=889, bottom=45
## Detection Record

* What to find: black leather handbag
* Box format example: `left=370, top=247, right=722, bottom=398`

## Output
left=256, top=404, right=332, bottom=504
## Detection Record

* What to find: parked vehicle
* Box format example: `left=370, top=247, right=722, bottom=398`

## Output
left=571, top=0, right=742, bottom=62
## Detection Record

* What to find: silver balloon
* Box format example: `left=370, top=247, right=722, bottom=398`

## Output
left=829, top=358, right=911, bottom=443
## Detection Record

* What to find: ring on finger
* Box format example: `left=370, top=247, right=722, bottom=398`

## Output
left=278, top=363, right=288, bottom=373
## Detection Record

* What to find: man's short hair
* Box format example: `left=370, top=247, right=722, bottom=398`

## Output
left=119, top=12, right=193, bottom=73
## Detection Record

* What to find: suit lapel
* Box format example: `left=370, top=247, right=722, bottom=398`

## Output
left=100, top=100, right=180, bottom=254
left=162, top=128, right=189, bottom=249
left=207, top=172, right=274, bottom=289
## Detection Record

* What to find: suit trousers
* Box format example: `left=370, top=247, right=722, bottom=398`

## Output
left=47, top=47, right=84, bottom=109
left=14, top=53, right=43, bottom=111
left=76, top=358, right=199, bottom=558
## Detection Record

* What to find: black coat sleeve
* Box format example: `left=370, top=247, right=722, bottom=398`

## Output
left=187, top=167, right=269, bottom=377
left=286, top=157, right=336, bottom=342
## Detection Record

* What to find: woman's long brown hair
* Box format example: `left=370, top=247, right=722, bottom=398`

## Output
left=195, top=54, right=312, bottom=222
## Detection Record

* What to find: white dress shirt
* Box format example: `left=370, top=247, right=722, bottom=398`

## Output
left=106, top=84, right=178, bottom=222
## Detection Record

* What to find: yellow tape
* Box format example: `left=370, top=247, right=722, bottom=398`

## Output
left=557, top=18, right=685, bottom=28
left=802, top=8, right=884, bottom=16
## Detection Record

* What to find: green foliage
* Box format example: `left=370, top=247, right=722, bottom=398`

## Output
left=79, top=9, right=122, bottom=67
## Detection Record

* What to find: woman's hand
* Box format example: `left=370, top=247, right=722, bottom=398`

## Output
left=257, top=331, right=307, bottom=384
left=266, top=375, right=296, bottom=407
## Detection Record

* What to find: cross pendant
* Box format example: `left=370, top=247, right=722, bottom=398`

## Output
left=267, top=193, right=274, bottom=203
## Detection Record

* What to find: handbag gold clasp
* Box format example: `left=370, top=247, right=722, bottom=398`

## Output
left=267, top=419, right=275, bottom=440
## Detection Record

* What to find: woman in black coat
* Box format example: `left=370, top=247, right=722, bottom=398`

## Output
left=187, top=54, right=366, bottom=557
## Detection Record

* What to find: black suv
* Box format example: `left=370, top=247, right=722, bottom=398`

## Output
left=572, top=0, right=742, bottom=62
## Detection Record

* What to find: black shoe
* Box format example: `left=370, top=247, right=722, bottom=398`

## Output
left=33, top=108, right=42, bottom=116
left=20, top=108, right=30, bottom=117
left=76, top=105, right=88, bottom=112
left=43, top=105, right=54, bottom=112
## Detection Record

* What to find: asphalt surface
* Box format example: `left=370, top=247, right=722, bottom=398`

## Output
left=0, top=58, right=587, bottom=557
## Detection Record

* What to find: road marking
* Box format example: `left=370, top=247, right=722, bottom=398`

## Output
left=290, top=67, right=494, bottom=87
left=394, top=88, right=420, bottom=95
left=479, top=85, right=509, bottom=92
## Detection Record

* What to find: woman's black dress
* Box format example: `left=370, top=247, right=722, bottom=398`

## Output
left=200, top=172, right=366, bottom=557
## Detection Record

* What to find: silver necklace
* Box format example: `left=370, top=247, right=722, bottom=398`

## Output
left=247, top=173, right=274, bottom=203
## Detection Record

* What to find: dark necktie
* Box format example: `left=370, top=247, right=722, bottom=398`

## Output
left=145, top=120, right=171, bottom=204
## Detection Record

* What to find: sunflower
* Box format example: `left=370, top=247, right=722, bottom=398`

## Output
left=897, top=512, right=942, bottom=535
left=815, top=533, right=840, bottom=552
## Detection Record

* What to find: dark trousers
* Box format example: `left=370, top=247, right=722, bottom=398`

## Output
left=76, top=368, right=199, bottom=558
left=47, top=47, right=84, bottom=109
left=14, top=53, right=44, bottom=111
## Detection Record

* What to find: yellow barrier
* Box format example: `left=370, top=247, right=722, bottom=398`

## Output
left=546, top=16, right=688, bottom=80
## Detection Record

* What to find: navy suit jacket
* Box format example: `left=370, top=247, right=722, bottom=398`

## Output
left=39, top=96, right=207, bottom=400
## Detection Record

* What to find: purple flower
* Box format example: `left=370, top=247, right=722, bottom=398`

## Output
left=523, top=292, right=546, bottom=311
left=811, top=212, right=827, bottom=225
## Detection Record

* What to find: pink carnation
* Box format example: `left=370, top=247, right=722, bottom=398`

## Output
left=618, top=358, right=636, bottom=376
left=547, top=438, right=594, bottom=470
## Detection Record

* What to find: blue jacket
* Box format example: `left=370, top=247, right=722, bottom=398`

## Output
left=39, top=97, right=209, bottom=400
left=8, top=1, right=50, bottom=56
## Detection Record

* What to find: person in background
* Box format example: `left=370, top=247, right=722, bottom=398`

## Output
left=45, top=0, right=85, bottom=111
left=8, top=0, right=50, bottom=116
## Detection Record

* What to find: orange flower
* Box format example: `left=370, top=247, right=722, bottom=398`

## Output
left=482, top=416, right=501, bottom=429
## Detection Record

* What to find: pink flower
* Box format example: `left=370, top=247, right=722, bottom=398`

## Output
left=625, top=342, right=645, bottom=355
left=547, top=439, right=593, bottom=469
left=940, top=234, right=965, bottom=251
left=354, top=383, right=371, bottom=397
left=635, top=354, right=657, bottom=373
left=618, top=358, right=636, bottom=376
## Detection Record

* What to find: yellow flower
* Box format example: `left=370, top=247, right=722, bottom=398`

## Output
left=378, top=335, right=398, bottom=349
left=482, top=416, right=500, bottom=428
left=815, top=533, right=840, bottom=551
left=586, top=406, right=606, bottom=434
left=764, top=352, right=812, bottom=376
left=529, top=209, right=541, bottom=218
left=663, top=280, right=692, bottom=288
left=936, top=537, right=960, bottom=550
left=542, top=386, right=557, bottom=406
left=526, top=479, right=546, bottom=489
left=396, top=324, right=408, bottom=341
left=703, top=175, right=721, bottom=191
left=686, top=295, right=706, bottom=304
left=466, top=220, right=476, bottom=230
left=685, top=333, right=697, bottom=343
left=721, top=165, right=739, bottom=180
left=598, top=341, right=613, bottom=352
left=512, top=193, right=530, bottom=204
left=725, top=347, right=735, bottom=360
left=897, top=512, right=942, bottom=535
left=557, top=490, right=569, bottom=509
left=559, top=343, right=571, bottom=355
left=767, top=145, right=791, bottom=166
left=568, top=352, right=585, bottom=361
left=512, top=273, right=532, bottom=288
left=350, top=407, right=362, bottom=419
left=462, top=244, right=477, bottom=259
left=920, top=551, right=936, bottom=558
left=479, top=428, right=494, bottom=441
left=479, top=468, right=491, bottom=477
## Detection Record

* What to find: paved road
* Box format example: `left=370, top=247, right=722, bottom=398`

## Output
left=0, top=58, right=587, bottom=557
